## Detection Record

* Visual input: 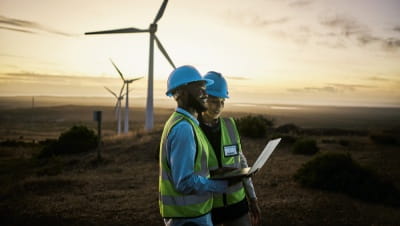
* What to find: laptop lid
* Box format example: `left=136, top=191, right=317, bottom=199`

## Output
left=212, top=138, right=281, bottom=179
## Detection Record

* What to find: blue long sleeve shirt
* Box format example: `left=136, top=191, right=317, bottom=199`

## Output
left=164, top=108, right=228, bottom=225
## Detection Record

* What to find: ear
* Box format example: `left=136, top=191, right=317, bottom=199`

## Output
left=173, top=88, right=184, bottom=100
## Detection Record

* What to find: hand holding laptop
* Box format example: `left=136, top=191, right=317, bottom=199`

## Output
left=212, top=138, right=281, bottom=180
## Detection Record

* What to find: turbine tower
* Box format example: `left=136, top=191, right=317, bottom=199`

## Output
left=104, top=85, right=125, bottom=135
left=85, top=0, right=176, bottom=131
left=110, top=59, right=143, bottom=134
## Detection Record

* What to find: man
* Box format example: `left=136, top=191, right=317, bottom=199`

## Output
left=159, top=65, right=240, bottom=226
left=199, top=71, right=261, bottom=226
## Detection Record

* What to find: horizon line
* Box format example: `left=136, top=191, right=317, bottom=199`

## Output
left=1, top=95, right=399, bottom=109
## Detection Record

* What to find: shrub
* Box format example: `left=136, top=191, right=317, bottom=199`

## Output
left=275, top=123, right=301, bottom=134
left=37, top=139, right=59, bottom=158
left=370, top=134, right=397, bottom=145
left=338, top=139, right=350, bottom=146
left=0, top=139, right=35, bottom=147
left=292, top=138, right=319, bottom=155
left=57, top=125, right=98, bottom=154
left=235, top=115, right=274, bottom=138
left=294, top=152, right=400, bottom=207
left=279, top=135, right=297, bottom=144
left=38, top=125, right=98, bottom=158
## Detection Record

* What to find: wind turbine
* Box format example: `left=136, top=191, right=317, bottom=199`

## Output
left=110, top=59, right=143, bottom=134
left=85, top=0, right=176, bottom=131
left=104, top=84, right=125, bottom=135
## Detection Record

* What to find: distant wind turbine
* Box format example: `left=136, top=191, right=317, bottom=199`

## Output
left=85, top=0, right=176, bottom=131
left=104, top=85, right=125, bottom=135
left=110, top=59, right=143, bottom=134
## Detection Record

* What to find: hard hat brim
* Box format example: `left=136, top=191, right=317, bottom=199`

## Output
left=166, top=78, right=214, bottom=97
left=206, top=91, right=229, bottom=99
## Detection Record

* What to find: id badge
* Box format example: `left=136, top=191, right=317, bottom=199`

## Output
left=223, top=144, right=238, bottom=157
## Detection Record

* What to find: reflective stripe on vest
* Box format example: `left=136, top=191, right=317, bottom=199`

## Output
left=213, top=117, right=246, bottom=208
left=159, top=112, right=213, bottom=218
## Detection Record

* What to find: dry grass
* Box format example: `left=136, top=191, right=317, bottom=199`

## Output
left=1, top=104, right=400, bottom=225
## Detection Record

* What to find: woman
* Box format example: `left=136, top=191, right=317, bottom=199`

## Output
left=199, top=71, right=261, bottom=226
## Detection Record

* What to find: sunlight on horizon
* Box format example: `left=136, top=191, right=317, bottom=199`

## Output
left=0, top=0, right=399, bottom=107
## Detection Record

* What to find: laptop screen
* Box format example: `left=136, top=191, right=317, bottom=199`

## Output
left=249, top=138, right=281, bottom=174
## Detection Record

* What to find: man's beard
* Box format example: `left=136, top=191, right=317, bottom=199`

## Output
left=188, top=92, right=207, bottom=113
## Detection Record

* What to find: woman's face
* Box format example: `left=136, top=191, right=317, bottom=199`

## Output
left=205, top=96, right=225, bottom=119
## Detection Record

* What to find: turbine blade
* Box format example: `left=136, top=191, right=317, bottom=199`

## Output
left=105, top=86, right=118, bottom=98
left=110, top=58, right=126, bottom=81
left=153, top=0, right=169, bottom=24
left=154, top=35, right=176, bottom=69
left=114, top=100, right=119, bottom=113
left=85, top=27, right=148, bottom=35
left=122, top=87, right=136, bottom=97
left=127, top=76, right=144, bottom=83
left=118, top=82, right=126, bottom=97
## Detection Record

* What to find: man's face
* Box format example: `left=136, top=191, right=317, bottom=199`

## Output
left=186, top=81, right=208, bottom=112
left=205, top=96, right=225, bottom=119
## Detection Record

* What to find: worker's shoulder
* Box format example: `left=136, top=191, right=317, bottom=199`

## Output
left=170, top=119, right=194, bottom=135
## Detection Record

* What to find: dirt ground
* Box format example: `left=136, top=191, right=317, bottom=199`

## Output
left=1, top=105, right=400, bottom=225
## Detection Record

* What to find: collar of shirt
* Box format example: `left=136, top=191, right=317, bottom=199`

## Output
left=176, top=107, right=199, bottom=125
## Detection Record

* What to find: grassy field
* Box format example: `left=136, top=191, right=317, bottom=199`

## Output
left=1, top=100, right=400, bottom=225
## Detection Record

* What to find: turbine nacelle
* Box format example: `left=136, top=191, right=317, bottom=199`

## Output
left=149, top=23, right=158, bottom=33
left=85, top=0, right=172, bottom=131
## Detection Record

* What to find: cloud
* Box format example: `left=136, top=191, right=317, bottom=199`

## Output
left=253, top=17, right=291, bottom=27
left=382, top=38, right=400, bottom=50
left=288, top=83, right=374, bottom=93
left=320, top=15, right=368, bottom=38
left=287, top=88, right=302, bottom=92
left=288, top=0, right=314, bottom=8
left=327, top=83, right=375, bottom=91
left=305, top=86, right=337, bottom=93
left=288, top=86, right=338, bottom=93
left=366, top=76, right=400, bottom=86
left=320, top=14, right=400, bottom=51
left=366, top=76, right=390, bottom=82
left=394, top=26, right=400, bottom=33
left=356, top=33, right=380, bottom=45
left=2, top=72, right=118, bottom=87
left=0, top=15, right=75, bottom=36
left=0, top=53, right=30, bottom=58
left=226, top=76, right=250, bottom=80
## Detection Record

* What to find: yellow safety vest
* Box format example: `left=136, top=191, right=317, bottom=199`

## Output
left=159, top=112, right=217, bottom=218
left=210, top=117, right=246, bottom=208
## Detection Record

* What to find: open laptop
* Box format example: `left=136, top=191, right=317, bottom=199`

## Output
left=211, top=138, right=281, bottom=180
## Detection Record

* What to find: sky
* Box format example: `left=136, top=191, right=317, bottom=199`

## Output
left=0, top=0, right=400, bottom=107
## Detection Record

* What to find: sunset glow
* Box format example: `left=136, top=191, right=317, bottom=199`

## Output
left=0, top=0, right=399, bottom=107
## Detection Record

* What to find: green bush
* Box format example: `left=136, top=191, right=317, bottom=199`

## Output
left=294, top=153, right=400, bottom=207
left=235, top=115, right=274, bottom=138
left=292, top=138, right=319, bottom=155
left=38, top=125, right=97, bottom=158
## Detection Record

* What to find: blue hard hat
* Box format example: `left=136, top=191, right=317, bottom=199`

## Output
left=203, top=71, right=229, bottom=98
left=166, top=65, right=214, bottom=96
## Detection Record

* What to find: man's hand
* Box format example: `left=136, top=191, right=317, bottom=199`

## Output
left=226, top=177, right=243, bottom=186
left=210, top=167, right=236, bottom=176
left=249, top=198, right=261, bottom=226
